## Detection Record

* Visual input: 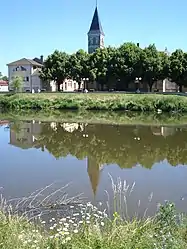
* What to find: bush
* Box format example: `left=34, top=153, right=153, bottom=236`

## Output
left=1, top=93, right=187, bottom=112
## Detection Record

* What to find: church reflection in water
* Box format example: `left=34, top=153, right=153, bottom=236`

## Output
left=7, top=119, right=187, bottom=195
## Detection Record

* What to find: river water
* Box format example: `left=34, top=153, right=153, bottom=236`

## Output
left=1, top=113, right=187, bottom=217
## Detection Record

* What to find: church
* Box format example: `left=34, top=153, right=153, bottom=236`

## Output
left=6, top=5, right=180, bottom=93
left=87, top=6, right=105, bottom=54
left=87, top=6, right=180, bottom=93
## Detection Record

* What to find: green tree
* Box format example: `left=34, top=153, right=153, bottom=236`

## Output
left=141, top=44, right=165, bottom=91
left=68, top=49, right=90, bottom=89
left=0, top=72, right=8, bottom=81
left=10, top=76, right=23, bottom=93
left=2, top=76, right=8, bottom=81
left=113, top=43, right=143, bottom=90
left=89, top=47, right=114, bottom=90
left=40, top=50, right=69, bottom=91
left=169, top=49, right=187, bottom=92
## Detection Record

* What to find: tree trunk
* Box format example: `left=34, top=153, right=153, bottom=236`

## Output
left=179, top=84, right=182, bottom=92
left=148, top=80, right=153, bottom=92
left=57, top=81, right=61, bottom=92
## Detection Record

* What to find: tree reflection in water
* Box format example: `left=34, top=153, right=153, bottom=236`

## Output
left=9, top=120, right=187, bottom=195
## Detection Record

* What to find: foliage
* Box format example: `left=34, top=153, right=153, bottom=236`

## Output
left=169, top=49, right=187, bottom=92
left=0, top=200, right=187, bottom=249
left=0, top=72, right=8, bottom=81
left=68, top=49, right=90, bottom=88
left=1, top=93, right=187, bottom=112
left=10, top=76, right=23, bottom=93
left=40, top=50, right=70, bottom=91
left=39, top=42, right=187, bottom=92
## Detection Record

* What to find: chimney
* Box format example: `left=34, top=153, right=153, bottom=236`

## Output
left=40, top=55, right=44, bottom=64
left=137, top=43, right=140, bottom=47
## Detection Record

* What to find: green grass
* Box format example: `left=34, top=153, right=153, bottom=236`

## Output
left=1, top=179, right=187, bottom=248
left=1, top=202, right=187, bottom=249
left=1, top=93, right=187, bottom=112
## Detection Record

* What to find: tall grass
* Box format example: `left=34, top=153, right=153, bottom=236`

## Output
left=1, top=93, right=187, bottom=112
left=1, top=179, right=187, bottom=248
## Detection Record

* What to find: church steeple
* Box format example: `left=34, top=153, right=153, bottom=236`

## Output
left=88, top=6, right=105, bottom=54
left=88, top=7, right=104, bottom=35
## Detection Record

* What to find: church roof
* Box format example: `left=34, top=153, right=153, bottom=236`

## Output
left=88, top=7, right=104, bottom=35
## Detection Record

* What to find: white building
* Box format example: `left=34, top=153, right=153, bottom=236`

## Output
left=7, top=57, right=44, bottom=92
left=7, top=57, right=83, bottom=92
left=0, top=80, right=9, bottom=92
left=62, top=79, right=83, bottom=92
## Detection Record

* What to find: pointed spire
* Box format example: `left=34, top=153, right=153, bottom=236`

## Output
left=88, top=7, right=104, bottom=35
left=87, top=157, right=101, bottom=196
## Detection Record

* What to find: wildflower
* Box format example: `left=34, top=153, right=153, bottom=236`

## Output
left=86, top=221, right=90, bottom=224
left=101, top=222, right=104, bottom=227
left=69, top=219, right=74, bottom=223
left=70, top=206, right=74, bottom=209
left=79, top=221, right=83, bottom=224
left=49, top=226, right=54, bottom=230
left=63, top=227, right=68, bottom=232
left=73, top=229, right=78, bottom=233
left=65, top=237, right=71, bottom=241
left=67, top=216, right=70, bottom=219
left=73, top=213, right=79, bottom=216
left=64, top=223, right=69, bottom=227
left=41, top=221, right=46, bottom=224
left=59, top=221, right=63, bottom=224
left=64, top=231, right=70, bottom=235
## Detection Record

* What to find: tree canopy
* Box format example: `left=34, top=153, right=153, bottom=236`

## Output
left=40, top=43, right=187, bottom=92
left=0, top=72, right=8, bottom=81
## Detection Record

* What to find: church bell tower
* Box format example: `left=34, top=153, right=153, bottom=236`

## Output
left=88, top=6, right=105, bottom=54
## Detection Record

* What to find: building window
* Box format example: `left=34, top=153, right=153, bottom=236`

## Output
left=13, top=66, right=26, bottom=72
left=26, top=77, right=29, bottom=81
left=74, top=83, right=76, bottom=89
left=65, top=82, right=67, bottom=90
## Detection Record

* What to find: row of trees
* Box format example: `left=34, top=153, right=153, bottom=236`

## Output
left=40, top=43, right=187, bottom=92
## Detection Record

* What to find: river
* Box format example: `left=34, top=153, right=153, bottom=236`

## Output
left=1, top=112, right=187, bottom=217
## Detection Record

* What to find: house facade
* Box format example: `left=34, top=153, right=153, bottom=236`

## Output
left=0, top=80, right=9, bottom=92
left=7, top=57, right=45, bottom=92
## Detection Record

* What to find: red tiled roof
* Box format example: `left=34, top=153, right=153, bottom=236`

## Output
left=0, top=80, right=8, bottom=86
left=0, top=120, right=9, bottom=126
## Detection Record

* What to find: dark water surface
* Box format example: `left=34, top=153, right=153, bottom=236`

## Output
left=1, top=114, right=187, bottom=217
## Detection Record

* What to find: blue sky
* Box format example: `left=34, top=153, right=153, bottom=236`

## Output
left=1, top=0, right=187, bottom=75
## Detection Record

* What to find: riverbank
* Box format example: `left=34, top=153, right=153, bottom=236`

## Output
left=1, top=201, right=187, bottom=249
left=1, top=93, right=187, bottom=112
left=1, top=109, right=187, bottom=126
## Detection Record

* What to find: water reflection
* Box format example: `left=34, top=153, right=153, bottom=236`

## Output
left=7, top=120, right=187, bottom=196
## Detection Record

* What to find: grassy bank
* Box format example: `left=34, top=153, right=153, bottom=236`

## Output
left=1, top=109, right=187, bottom=126
left=1, top=93, right=187, bottom=112
left=1, top=201, right=187, bottom=249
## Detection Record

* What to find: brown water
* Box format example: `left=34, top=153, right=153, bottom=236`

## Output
left=1, top=116, right=187, bottom=217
